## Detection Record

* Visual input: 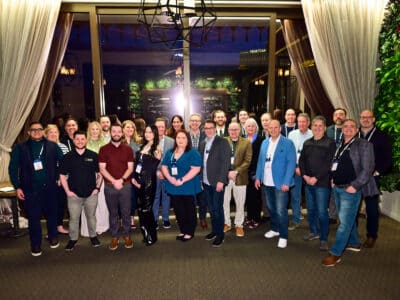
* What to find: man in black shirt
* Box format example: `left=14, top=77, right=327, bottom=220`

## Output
left=299, top=116, right=336, bottom=251
left=60, top=131, right=103, bottom=251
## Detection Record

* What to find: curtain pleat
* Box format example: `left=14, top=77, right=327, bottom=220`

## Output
left=282, top=19, right=334, bottom=120
left=0, top=0, right=61, bottom=181
left=18, top=12, right=74, bottom=143
left=301, top=0, right=388, bottom=120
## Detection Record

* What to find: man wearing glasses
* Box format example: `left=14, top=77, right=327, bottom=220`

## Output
left=199, top=119, right=231, bottom=247
left=9, top=122, right=63, bottom=256
left=358, top=109, right=392, bottom=248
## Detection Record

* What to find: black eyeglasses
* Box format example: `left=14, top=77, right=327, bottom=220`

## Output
left=30, top=128, right=43, bottom=132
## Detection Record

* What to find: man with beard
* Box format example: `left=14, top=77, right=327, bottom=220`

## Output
left=213, top=110, right=229, bottom=137
left=99, top=115, right=111, bottom=142
left=326, top=108, right=347, bottom=224
left=60, top=131, right=103, bottom=251
left=327, top=108, right=347, bottom=147
left=98, top=124, right=134, bottom=250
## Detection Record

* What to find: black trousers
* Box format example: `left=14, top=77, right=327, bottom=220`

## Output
left=171, top=195, right=197, bottom=236
left=246, top=179, right=262, bottom=223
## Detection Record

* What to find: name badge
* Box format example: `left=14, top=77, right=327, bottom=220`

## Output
left=135, top=163, right=142, bottom=174
left=230, top=156, right=235, bottom=165
left=33, top=159, right=43, bottom=171
left=331, top=162, right=338, bottom=171
left=171, top=164, right=178, bottom=176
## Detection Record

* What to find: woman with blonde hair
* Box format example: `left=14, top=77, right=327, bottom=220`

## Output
left=122, top=120, right=142, bottom=153
left=45, top=124, right=69, bottom=234
left=122, top=119, right=142, bottom=229
left=80, top=121, right=109, bottom=237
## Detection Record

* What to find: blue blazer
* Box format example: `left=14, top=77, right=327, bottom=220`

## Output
left=255, top=136, right=296, bottom=189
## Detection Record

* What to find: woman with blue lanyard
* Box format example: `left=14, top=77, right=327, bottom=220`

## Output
left=161, top=129, right=202, bottom=242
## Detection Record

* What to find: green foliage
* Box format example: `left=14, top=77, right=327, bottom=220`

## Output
left=374, top=0, right=400, bottom=191
left=128, top=81, right=141, bottom=114
left=144, top=80, right=155, bottom=89
left=156, top=78, right=173, bottom=89
left=380, top=172, right=400, bottom=193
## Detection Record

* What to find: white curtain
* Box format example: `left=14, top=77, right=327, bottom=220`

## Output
left=301, top=0, right=388, bottom=120
left=0, top=0, right=61, bottom=181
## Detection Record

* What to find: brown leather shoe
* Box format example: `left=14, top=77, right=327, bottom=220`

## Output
left=123, top=236, right=133, bottom=249
left=200, top=219, right=208, bottom=230
left=109, top=237, right=119, bottom=251
left=322, top=254, right=341, bottom=267
left=363, top=237, right=376, bottom=248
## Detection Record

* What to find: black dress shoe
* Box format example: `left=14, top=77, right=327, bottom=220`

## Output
left=205, top=233, right=216, bottom=240
left=212, top=236, right=224, bottom=247
left=363, top=237, right=376, bottom=248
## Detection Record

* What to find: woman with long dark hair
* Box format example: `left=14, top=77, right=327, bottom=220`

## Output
left=131, top=125, right=161, bottom=246
left=166, top=115, right=185, bottom=139
left=161, top=130, right=202, bottom=241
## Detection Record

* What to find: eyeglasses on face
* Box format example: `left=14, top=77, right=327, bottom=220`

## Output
left=30, top=128, right=43, bottom=132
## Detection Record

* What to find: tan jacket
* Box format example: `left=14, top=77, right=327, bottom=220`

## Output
left=225, top=136, right=252, bottom=186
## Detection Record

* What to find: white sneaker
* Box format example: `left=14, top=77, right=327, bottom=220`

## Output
left=264, top=230, right=280, bottom=239
left=277, top=238, right=287, bottom=248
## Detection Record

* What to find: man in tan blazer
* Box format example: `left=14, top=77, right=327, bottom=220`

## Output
left=223, top=122, right=252, bottom=237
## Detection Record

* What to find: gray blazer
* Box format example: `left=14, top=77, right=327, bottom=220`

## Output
left=161, top=135, right=175, bottom=159
left=349, top=138, right=379, bottom=197
left=199, top=135, right=231, bottom=186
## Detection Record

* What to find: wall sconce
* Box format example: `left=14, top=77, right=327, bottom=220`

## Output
left=254, top=79, right=264, bottom=86
left=60, top=65, right=76, bottom=76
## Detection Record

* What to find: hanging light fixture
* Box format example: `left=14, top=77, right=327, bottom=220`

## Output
left=138, top=0, right=217, bottom=49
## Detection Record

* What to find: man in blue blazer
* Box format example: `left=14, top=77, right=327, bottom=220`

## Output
left=255, top=119, right=296, bottom=249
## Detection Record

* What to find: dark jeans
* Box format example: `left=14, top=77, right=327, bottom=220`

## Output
left=23, top=184, right=58, bottom=248
left=203, top=184, right=225, bottom=238
left=197, top=191, right=207, bottom=220
left=130, top=185, right=137, bottom=216
left=104, top=184, right=131, bottom=237
left=171, top=194, right=197, bottom=236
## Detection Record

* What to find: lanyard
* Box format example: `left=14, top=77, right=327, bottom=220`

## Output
left=359, top=127, right=376, bottom=142
left=334, top=138, right=355, bottom=160
left=334, top=127, right=343, bottom=143
left=38, top=145, right=44, bottom=159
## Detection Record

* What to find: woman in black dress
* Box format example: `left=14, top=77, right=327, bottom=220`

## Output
left=131, top=125, right=162, bottom=246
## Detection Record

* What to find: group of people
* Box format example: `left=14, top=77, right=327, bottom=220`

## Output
left=8, top=107, right=392, bottom=267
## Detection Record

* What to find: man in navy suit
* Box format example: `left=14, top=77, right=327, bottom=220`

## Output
left=199, top=119, right=231, bottom=247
